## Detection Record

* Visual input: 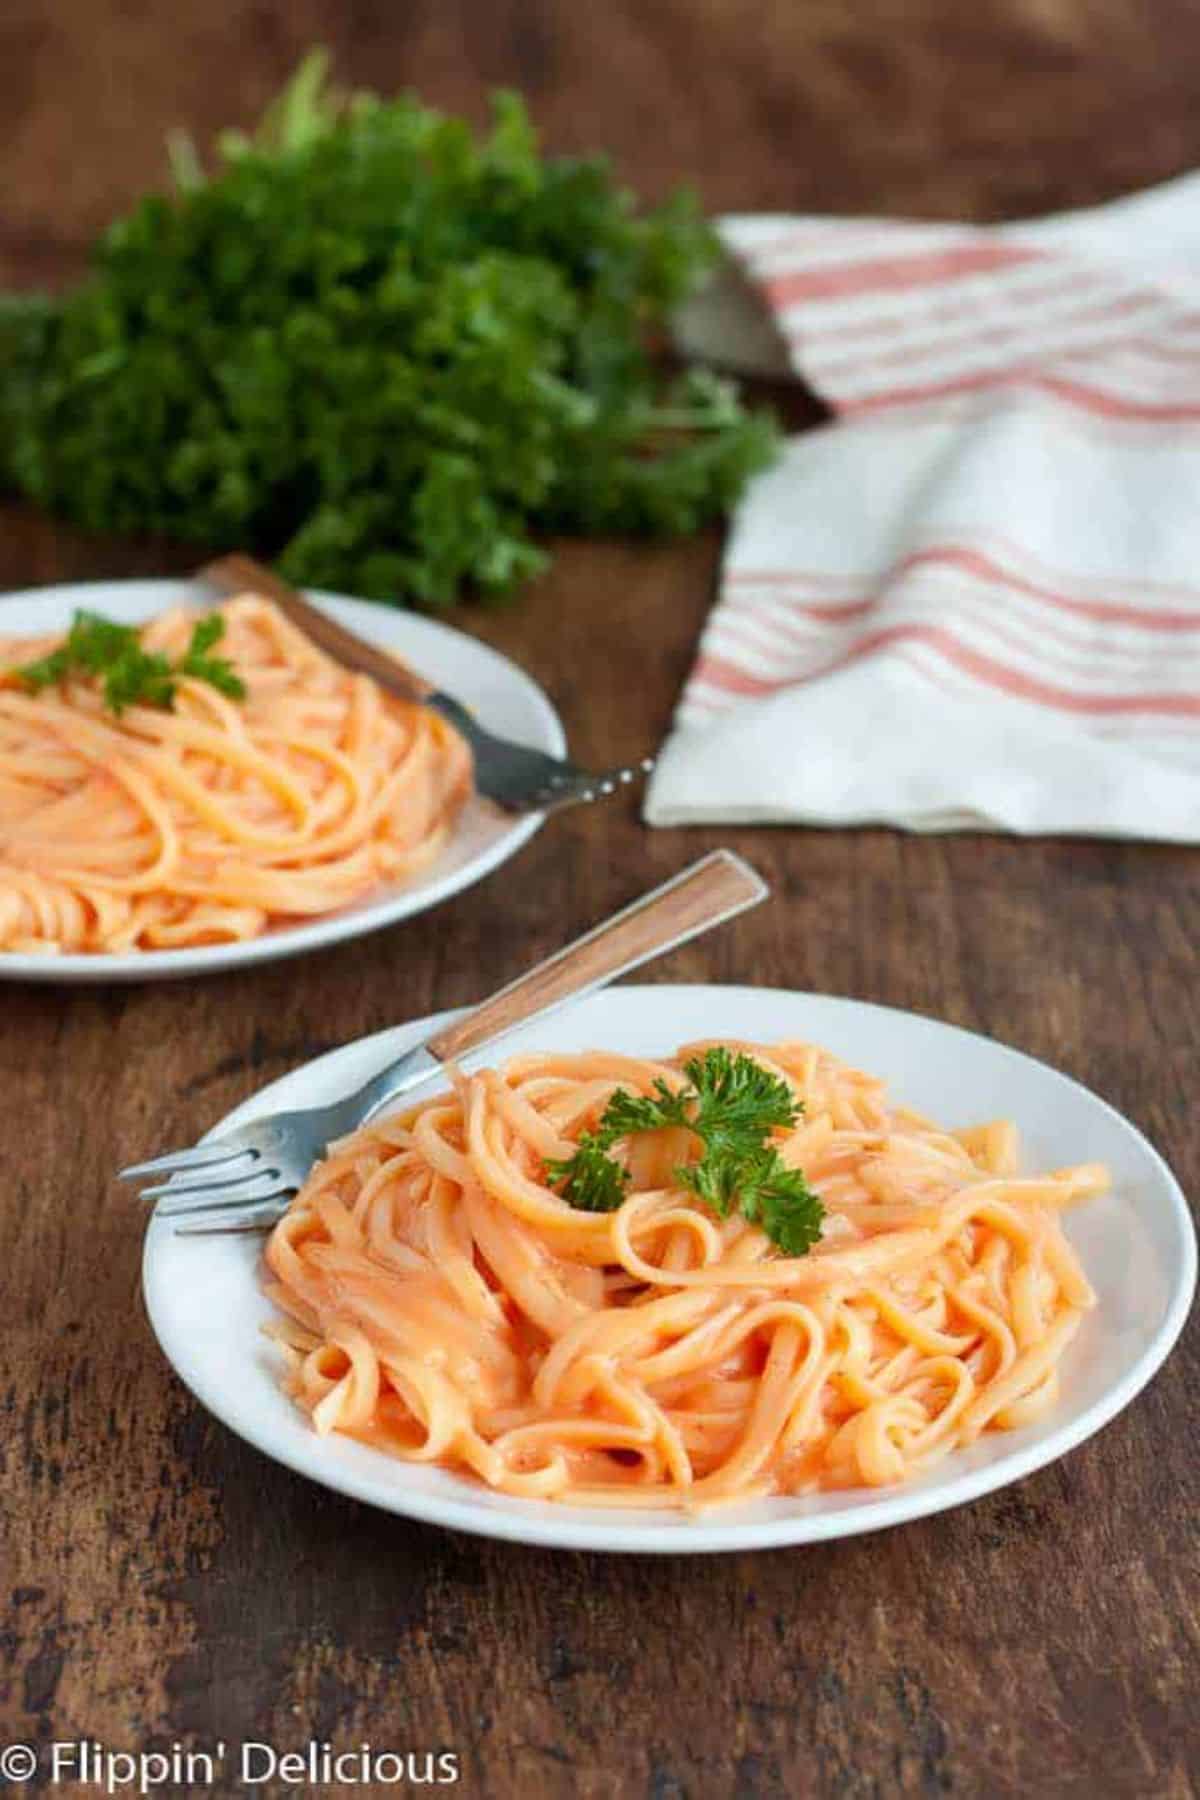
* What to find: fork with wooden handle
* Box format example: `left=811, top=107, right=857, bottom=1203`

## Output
left=119, top=850, right=767, bottom=1233
left=200, top=553, right=654, bottom=814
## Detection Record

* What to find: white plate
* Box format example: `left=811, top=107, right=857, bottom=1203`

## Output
left=0, top=579, right=564, bottom=982
left=142, top=985, right=1195, bottom=1553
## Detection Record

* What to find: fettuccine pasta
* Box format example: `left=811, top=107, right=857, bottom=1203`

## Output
left=0, top=596, right=470, bottom=953
left=265, top=1039, right=1106, bottom=1507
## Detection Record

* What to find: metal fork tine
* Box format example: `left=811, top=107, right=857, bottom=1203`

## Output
left=151, top=1178, right=289, bottom=1219
left=536, top=761, right=652, bottom=809
left=173, top=1213, right=286, bottom=1236
left=118, top=1142, right=250, bottom=1182
left=600, top=760, right=654, bottom=785
left=159, top=1193, right=290, bottom=1221
left=136, top=1157, right=262, bottom=1203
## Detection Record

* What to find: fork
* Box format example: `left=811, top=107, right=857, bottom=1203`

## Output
left=119, top=850, right=767, bottom=1233
left=200, top=553, right=654, bottom=814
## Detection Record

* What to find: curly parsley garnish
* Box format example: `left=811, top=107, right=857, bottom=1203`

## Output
left=15, top=610, right=245, bottom=715
left=544, top=1133, right=632, bottom=1214
left=0, top=54, right=776, bottom=607
left=545, top=1047, right=825, bottom=1256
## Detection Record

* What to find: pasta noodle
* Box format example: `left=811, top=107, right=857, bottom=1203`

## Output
left=264, top=1039, right=1106, bottom=1507
left=0, top=596, right=470, bottom=953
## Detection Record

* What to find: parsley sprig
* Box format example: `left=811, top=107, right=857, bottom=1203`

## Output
left=545, top=1134, right=631, bottom=1215
left=545, top=1048, right=825, bottom=1256
left=15, top=610, right=245, bottom=715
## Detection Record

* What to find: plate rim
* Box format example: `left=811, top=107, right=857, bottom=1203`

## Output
left=0, top=577, right=565, bottom=983
left=141, top=983, right=1197, bottom=1553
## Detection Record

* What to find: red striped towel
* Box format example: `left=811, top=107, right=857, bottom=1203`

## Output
left=648, top=176, right=1200, bottom=838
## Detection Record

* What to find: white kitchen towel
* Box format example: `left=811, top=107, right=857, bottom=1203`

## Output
left=648, top=174, right=1200, bottom=838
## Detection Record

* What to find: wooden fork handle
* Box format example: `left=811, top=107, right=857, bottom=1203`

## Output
left=427, top=851, right=768, bottom=1062
left=198, top=553, right=433, bottom=704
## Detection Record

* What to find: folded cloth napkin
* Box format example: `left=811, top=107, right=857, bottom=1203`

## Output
left=648, top=175, right=1200, bottom=839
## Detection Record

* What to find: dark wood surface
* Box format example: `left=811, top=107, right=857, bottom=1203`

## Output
left=2, top=5, right=1198, bottom=1796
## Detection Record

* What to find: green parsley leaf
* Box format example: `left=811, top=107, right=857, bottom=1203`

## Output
left=599, top=1077, right=693, bottom=1142
left=544, top=1049, right=826, bottom=1256
left=13, top=609, right=244, bottom=716
left=0, top=55, right=777, bottom=606
left=101, top=645, right=175, bottom=716
left=16, top=642, right=72, bottom=693
left=185, top=614, right=225, bottom=659
left=725, top=1148, right=825, bottom=1257
left=177, top=613, right=247, bottom=700
left=678, top=1045, right=800, bottom=1164
left=544, top=1133, right=630, bottom=1213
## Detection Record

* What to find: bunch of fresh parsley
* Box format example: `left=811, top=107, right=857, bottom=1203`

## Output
left=0, top=53, right=776, bottom=606
left=15, top=610, right=244, bottom=715
left=545, top=1047, right=825, bottom=1257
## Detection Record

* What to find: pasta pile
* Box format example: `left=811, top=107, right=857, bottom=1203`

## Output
left=0, top=596, right=470, bottom=952
left=265, top=1040, right=1106, bottom=1507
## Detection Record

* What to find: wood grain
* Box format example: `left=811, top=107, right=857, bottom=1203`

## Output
left=2, top=4, right=1198, bottom=1797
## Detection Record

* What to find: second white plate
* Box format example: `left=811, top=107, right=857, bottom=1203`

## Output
left=0, top=579, right=565, bottom=982
left=142, top=985, right=1195, bottom=1553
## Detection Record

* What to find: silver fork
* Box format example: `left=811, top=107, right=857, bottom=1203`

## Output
left=201, top=554, right=653, bottom=814
left=119, top=850, right=767, bottom=1233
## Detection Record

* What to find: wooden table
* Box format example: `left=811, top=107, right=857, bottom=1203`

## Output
left=3, top=4, right=1197, bottom=1795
